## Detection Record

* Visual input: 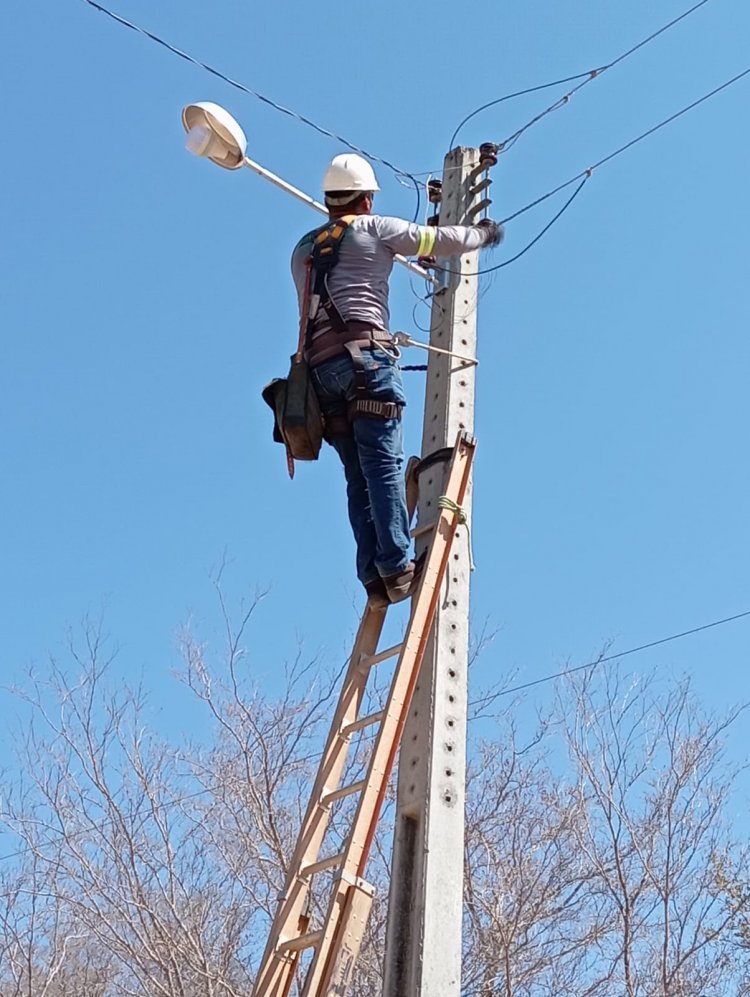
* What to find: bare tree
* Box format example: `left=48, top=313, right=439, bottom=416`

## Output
left=0, top=849, right=111, bottom=997
left=1, top=610, right=342, bottom=997
left=2, top=606, right=747, bottom=997
left=461, top=721, right=603, bottom=997
left=555, top=668, right=744, bottom=997
left=458, top=668, right=747, bottom=997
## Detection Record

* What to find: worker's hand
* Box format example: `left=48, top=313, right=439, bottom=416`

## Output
left=475, top=218, right=504, bottom=247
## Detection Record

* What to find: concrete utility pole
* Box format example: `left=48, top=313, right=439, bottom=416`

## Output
left=383, top=145, right=492, bottom=997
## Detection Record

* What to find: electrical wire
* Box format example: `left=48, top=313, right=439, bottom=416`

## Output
left=493, top=609, right=750, bottom=701
left=410, top=281, right=434, bottom=334
left=497, top=0, right=715, bottom=155
left=434, top=176, right=589, bottom=278
left=427, top=0, right=715, bottom=182
left=432, top=62, right=750, bottom=278
left=5, top=608, right=745, bottom=868
left=505, top=60, right=750, bottom=225
left=447, top=72, right=599, bottom=151
left=77, top=0, right=422, bottom=220
left=436, top=2, right=715, bottom=214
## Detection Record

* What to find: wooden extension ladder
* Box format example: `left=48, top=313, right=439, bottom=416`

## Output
left=251, top=431, right=476, bottom=997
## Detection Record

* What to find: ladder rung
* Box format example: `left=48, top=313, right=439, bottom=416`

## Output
left=301, top=852, right=344, bottom=878
left=411, top=521, right=437, bottom=539
left=322, top=779, right=367, bottom=807
left=342, top=710, right=385, bottom=737
left=277, top=929, right=323, bottom=954
left=360, top=643, right=403, bottom=669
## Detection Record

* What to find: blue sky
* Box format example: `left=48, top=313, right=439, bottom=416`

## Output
left=2, top=0, right=749, bottom=786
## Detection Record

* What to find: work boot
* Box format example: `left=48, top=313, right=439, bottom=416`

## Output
left=383, top=553, right=426, bottom=604
left=364, top=576, right=389, bottom=609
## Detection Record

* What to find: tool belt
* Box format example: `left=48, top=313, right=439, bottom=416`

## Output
left=306, top=320, right=393, bottom=366
left=307, top=320, right=404, bottom=428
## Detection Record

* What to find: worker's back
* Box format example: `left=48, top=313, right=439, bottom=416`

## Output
left=291, top=213, right=488, bottom=337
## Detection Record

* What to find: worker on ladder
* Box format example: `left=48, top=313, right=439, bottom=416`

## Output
left=291, top=154, right=502, bottom=607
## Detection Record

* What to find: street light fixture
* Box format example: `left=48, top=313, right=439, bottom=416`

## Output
left=182, top=101, right=247, bottom=170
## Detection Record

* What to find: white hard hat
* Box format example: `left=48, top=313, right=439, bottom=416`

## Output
left=322, top=154, right=380, bottom=195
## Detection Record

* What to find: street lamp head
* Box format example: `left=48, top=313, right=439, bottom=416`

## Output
left=181, top=102, right=247, bottom=170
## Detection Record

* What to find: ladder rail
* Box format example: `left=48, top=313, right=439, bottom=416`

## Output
left=251, top=431, right=476, bottom=997
left=300, top=431, right=476, bottom=997
left=251, top=607, right=387, bottom=994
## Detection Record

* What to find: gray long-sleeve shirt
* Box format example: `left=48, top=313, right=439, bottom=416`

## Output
left=291, top=214, right=485, bottom=337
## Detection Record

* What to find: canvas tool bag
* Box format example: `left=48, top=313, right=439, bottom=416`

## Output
left=262, top=258, right=324, bottom=478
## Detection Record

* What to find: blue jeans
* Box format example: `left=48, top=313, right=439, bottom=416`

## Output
left=311, top=347, right=411, bottom=585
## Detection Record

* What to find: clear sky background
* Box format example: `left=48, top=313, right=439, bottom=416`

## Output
left=2, top=0, right=749, bottom=799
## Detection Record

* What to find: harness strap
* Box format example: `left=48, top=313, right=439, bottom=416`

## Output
left=348, top=398, right=402, bottom=420
left=344, top=340, right=403, bottom=421
left=311, top=214, right=356, bottom=334
left=343, top=341, right=369, bottom=397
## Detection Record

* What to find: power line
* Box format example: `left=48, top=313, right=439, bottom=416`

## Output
left=495, top=0, right=715, bottom=155
left=433, top=62, right=750, bottom=277
left=76, top=0, right=421, bottom=216
left=505, top=60, right=750, bottom=224
left=434, top=176, right=589, bottom=278
left=496, top=609, right=750, bottom=699
left=437, top=0, right=716, bottom=171
left=447, top=72, right=598, bottom=152
left=5, top=607, right=747, bottom=867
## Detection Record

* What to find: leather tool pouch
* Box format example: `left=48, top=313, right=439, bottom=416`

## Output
left=262, top=358, right=323, bottom=463
left=261, top=258, right=324, bottom=477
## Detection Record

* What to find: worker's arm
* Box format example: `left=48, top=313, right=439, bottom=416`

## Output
left=375, top=216, right=501, bottom=258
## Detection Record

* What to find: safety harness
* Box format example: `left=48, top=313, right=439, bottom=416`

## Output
left=306, top=216, right=402, bottom=430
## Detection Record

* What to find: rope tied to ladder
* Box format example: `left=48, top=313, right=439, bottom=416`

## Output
left=437, top=496, right=475, bottom=571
